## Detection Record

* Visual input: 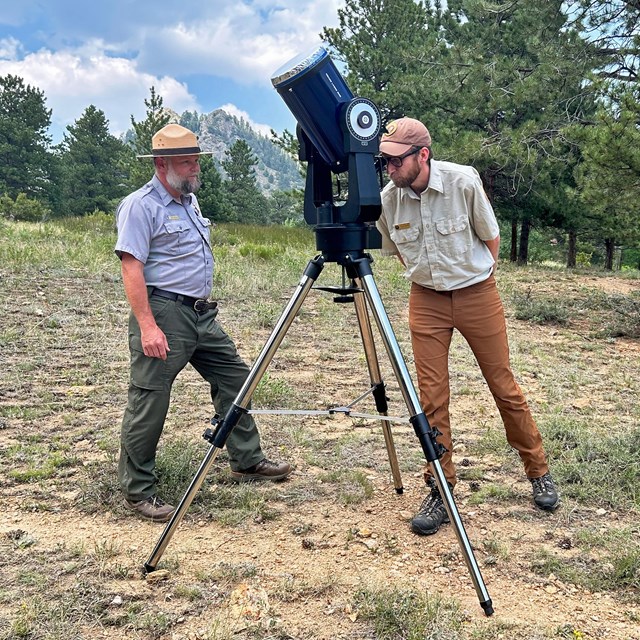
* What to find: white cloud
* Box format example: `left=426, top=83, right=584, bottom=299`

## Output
left=219, top=103, right=273, bottom=136
left=0, top=0, right=345, bottom=140
left=135, top=1, right=344, bottom=84
left=0, top=46, right=200, bottom=138
left=0, top=36, right=21, bottom=59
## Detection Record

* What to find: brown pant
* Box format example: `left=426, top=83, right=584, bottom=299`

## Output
left=408, top=276, right=548, bottom=487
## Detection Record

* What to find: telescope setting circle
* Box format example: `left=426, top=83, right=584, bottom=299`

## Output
left=345, top=98, right=380, bottom=142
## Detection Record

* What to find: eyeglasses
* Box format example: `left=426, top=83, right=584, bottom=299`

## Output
left=378, top=147, right=421, bottom=170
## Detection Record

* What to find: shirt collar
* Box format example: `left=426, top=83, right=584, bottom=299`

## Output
left=427, top=160, right=444, bottom=194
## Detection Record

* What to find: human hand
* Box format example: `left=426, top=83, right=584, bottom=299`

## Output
left=141, top=325, right=171, bottom=360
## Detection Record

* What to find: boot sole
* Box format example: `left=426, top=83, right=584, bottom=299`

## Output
left=410, top=515, right=450, bottom=536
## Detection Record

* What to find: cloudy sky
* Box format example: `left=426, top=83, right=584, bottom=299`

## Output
left=0, top=0, right=344, bottom=143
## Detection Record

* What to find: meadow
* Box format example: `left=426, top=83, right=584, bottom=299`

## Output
left=0, top=214, right=639, bottom=639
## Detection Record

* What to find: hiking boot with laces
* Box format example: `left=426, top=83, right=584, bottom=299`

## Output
left=530, top=472, right=559, bottom=511
left=230, top=458, right=292, bottom=483
left=411, top=480, right=451, bottom=536
left=124, top=495, right=175, bottom=522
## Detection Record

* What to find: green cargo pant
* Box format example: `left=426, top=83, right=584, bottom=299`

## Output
left=119, top=295, right=264, bottom=501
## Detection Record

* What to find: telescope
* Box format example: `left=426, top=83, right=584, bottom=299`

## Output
left=143, top=45, right=494, bottom=618
left=271, top=46, right=382, bottom=260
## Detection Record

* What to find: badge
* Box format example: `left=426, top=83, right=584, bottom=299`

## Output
left=382, top=121, right=398, bottom=139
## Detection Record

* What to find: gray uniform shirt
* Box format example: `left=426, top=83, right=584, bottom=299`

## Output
left=115, top=175, right=214, bottom=298
left=376, top=160, right=499, bottom=291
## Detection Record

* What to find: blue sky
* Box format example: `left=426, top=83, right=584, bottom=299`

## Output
left=0, top=0, right=344, bottom=143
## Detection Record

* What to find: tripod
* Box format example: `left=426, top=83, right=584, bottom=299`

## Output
left=143, top=248, right=494, bottom=617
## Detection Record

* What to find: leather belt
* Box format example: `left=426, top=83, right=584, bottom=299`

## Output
left=149, top=287, right=217, bottom=313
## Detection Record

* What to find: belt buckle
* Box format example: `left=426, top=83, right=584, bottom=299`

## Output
left=193, top=299, right=207, bottom=312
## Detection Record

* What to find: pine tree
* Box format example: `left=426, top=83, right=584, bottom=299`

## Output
left=57, top=105, right=130, bottom=216
left=197, top=155, right=225, bottom=221
left=0, top=74, right=53, bottom=201
left=221, top=140, right=270, bottom=223
left=322, top=0, right=443, bottom=121
left=129, top=87, right=172, bottom=189
left=323, top=0, right=602, bottom=264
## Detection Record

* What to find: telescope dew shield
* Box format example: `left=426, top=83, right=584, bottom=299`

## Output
left=271, top=46, right=353, bottom=171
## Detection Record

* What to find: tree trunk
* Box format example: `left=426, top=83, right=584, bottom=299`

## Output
left=510, top=219, right=518, bottom=263
left=517, top=218, right=530, bottom=265
left=604, top=238, right=615, bottom=270
left=566, top=230, right=577, bottom=268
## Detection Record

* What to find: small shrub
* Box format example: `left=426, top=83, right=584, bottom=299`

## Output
left=353, top=585, right=464, bottom=638
left=0, top=193, right=51, bottom=222
left=511, top=289, right=569, bottom=325
left=576, top=251, right=592, bottom=267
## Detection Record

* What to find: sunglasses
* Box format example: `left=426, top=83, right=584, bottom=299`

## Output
left=378, top=147, right=421, bottom=170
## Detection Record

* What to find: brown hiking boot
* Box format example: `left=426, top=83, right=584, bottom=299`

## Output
left=230, top=458, right=292, bottom=482
left=124, top=495, right=175, bottom=522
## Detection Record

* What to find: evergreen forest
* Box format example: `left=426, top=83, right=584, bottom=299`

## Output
left=1, top=0, right=638, bottom=269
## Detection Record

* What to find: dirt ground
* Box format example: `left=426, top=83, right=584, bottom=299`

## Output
left=0, top=265, right=639, bottom=639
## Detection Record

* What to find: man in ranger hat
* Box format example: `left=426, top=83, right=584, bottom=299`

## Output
left=115, top=124, right=291, bottom=522
left=376, top=117, right=559, bottom=536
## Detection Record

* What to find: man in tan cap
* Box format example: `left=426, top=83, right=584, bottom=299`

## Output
left=376, top=117, right=558, bottom=536
left=115, top=124, right=291, bottom=522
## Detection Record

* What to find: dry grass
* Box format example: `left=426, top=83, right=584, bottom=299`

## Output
left=0, top=217, right=639, bottom=639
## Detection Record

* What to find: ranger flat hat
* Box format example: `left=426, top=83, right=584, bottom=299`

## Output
left=379, top=117, right=432, bottom=156
left=137, top=123, right=211, bottom=158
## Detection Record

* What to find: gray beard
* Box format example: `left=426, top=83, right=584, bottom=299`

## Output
left=167, top=168, right=201, bottom=195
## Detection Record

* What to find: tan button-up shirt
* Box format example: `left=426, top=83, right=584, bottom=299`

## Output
left=376, top=160, right=500, bottom=291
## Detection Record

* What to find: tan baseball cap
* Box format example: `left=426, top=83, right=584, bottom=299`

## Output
left=137, top=124, right=211, bottom=158
left=379, top=117, right=431, bottom=156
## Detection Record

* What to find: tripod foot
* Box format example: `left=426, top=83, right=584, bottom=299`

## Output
left=481, top=599, right=494, bottom=617
left=395, top=487, right=403, bottom=495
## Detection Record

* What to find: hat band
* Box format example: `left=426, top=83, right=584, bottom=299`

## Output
left=152, top=146, right=202, bottom=156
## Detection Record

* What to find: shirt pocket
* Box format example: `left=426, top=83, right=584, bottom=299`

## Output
left=390, top=225, right=421, bottom=264
left=435, top=215, right=472, bottom=253
left=163, top=220, right=198, bottom=255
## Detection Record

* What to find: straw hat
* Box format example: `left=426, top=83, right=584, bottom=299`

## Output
left=137, top=124, right=211, bottom=158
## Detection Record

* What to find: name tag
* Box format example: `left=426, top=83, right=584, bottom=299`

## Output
left=168, top=215, right=180, bottom=220
left=394, top=222, right=411, bottom=230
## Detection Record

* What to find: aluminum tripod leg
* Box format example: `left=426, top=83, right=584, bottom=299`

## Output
left=144, top=256, right=327, bottom=573
left=349, top=255, right=494, bottom=617
left=352, top=281, right=403, bottom=493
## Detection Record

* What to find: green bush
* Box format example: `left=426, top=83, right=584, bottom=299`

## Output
left=0, top=193, right=51, bottom=222
left=511, top=291, right=569, bottom=325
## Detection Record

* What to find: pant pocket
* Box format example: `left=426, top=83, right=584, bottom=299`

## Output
left=129, top=334, right=171, bottom=391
